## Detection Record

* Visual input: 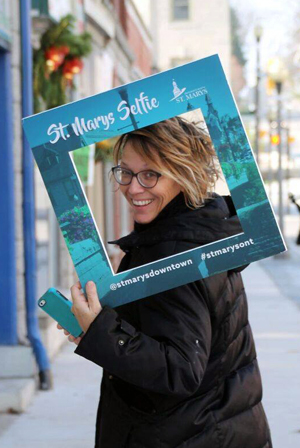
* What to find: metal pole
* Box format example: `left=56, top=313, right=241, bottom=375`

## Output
left=254, top=35, right=261, bottom=165
left=267, top=116, right=273, bottom=201
left=276, top=82, right=284, bottom=238
left=286, top=108, right=291, bottom=214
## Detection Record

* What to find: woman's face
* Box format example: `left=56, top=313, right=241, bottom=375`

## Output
left=119, top=141, right=182, bottom=224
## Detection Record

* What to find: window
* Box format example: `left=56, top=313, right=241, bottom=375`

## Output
left=172, top=0, right=189, bottom=21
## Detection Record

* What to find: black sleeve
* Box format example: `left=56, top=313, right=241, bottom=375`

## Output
left=75, top=281, right=211, bottom=398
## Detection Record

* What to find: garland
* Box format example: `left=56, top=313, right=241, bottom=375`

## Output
left=33, top=14, right=92, bottom=112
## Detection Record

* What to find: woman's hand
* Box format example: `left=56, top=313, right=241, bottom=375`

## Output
left=70, top=281, right=102, bottom=333
left=57, top=324, right=82, bottom=345
left=56, top=281, right=102, bottom=343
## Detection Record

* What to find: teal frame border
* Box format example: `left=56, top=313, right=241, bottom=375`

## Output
left=23, top=55, right=286, bottom=307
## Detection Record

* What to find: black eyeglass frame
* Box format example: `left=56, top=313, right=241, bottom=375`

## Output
left=111, top=165, right=162, bottom=188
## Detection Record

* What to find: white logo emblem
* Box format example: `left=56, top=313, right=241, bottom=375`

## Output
left=170, top=79, right=186, bottom=101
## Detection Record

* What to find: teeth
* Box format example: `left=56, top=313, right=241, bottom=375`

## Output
left=132, top=199, right=153, bottom=206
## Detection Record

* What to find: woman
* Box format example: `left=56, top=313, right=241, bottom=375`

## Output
left=59, top=117, right=272, bottom=448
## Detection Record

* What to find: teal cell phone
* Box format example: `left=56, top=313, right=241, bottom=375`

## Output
left=38, top=288, right=84, bottom=338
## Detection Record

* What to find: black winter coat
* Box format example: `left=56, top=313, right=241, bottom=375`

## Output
left=75, top=193, right=272, bottom=448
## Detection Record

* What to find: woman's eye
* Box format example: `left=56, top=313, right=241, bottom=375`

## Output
left=144, top=171, right=156, bottom=178
left=120, top=169, right=131, bottom=176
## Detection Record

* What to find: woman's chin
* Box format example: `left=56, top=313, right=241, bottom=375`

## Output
left=133, top=211, right=156, bottom=224
left=134, top=215, right=153, bottom=224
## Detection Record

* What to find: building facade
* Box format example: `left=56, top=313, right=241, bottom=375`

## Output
left=151, top=0, right=231, bottom=76
left=0, top=0, right=153, bottom=412
left=0, top=0, right=50, bottom=412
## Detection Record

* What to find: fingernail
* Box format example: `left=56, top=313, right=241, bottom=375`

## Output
left=87, top=281, right=94, bottom=288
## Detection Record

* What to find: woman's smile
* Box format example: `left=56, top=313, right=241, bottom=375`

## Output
left=131, top=198, right=154, bottom=207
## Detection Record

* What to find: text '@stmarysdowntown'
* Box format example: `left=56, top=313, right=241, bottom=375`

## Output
left=109, top=238, right=255, bottom=290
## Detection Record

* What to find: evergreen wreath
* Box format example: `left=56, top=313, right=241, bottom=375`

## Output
left=33, top=14, right=92, bottom=112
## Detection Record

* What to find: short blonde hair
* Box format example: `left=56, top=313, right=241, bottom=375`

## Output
left=113, top=116, right=220, bottom=208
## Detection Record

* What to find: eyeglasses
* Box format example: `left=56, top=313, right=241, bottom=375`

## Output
left=112, top=165, right=162, bottom=188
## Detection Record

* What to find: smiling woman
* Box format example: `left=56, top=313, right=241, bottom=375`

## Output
left=63, top=115, right=273, bottom=448
left=113, top=116, right=220, bottom=212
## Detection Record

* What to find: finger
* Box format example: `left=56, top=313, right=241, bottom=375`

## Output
left=73, top=280, right=82, bottom=291
left=86, top=281, right=102, bottom=313
left=70, top=281, right=83, bottom=295
left=71, top=282, right=87, bottom=306
left=64, top=329, right=70, bottom=336
left=75, top=280, right=82, bottom=289
left=74, top=337, right=82, bottom=345
left=68, top=335, right=76, bottom=343
left=57, top=323, right=63, bottom=330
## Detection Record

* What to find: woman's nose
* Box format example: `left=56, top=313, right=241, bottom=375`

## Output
left=127, top=176, right=145, bottom=194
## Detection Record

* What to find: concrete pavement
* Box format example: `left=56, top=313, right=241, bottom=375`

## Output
left=0, top=342, right=102, bottom=448
left=0, top=259, right=300, bottom=447
left=243, top=262, right=300, bottom=447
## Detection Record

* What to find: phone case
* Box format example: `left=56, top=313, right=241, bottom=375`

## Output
left=38, top=288, right=83, bottom=338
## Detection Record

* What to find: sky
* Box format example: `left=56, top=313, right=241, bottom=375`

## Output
left=230, top=0, right=298, bottom=85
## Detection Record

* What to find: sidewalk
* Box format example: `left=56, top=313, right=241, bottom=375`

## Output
left=243, top=262, right=300, bottom=447
left=0, top=343, right=102, bottom=448
left=0, top=261, right=300, bottom=447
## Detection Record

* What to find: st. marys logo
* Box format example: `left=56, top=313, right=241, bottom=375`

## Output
left=170, top=80, right=186, bottom=101
left=170, top=79, right=207, bottom=103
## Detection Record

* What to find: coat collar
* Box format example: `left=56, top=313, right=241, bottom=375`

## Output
left=109, top=193, right=242, bottom=253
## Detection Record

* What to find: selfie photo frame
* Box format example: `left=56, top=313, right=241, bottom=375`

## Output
left=23, top=55, right=286, bottom=308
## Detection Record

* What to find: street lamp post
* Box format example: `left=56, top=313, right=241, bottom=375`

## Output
left=267, top=57, right=288, bottom=241
left=285, top=105, right=291, bottom=214
left=254, top=25, right=263, bottom=166
left=267, top=109, right=276, bottom=201
left=276, top=80, right=284, bottom=237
